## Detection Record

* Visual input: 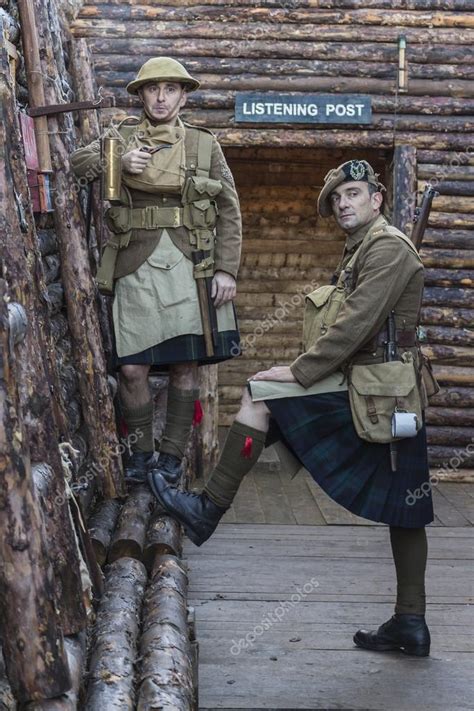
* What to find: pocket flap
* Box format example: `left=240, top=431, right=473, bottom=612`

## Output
left=350, top=361, right=416, bottom=397
left=305, top=285, right=337, bottom=308
left=147, top=237, right=184, bottom=270
left=193, top=199, right=211, bottom=212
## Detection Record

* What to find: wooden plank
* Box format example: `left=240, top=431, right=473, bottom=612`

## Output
left=278, top=470, right=326, bottom=526
left=306, top=478, right=381, bottom=525
left=185, top=555, right=472, bottom=598
left=191, top=522, right=474, bottom=538
left=432, top=486, right=472, bottom=526
left=253, top=470, right=296, bottom=524
left=228, top=471, right=265, bottom=524
left=436, top=482, right=474, bottom=524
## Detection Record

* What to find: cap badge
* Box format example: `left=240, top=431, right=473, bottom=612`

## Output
left=349, top=160, right=366, bottom=180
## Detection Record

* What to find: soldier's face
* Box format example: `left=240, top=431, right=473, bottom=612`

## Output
left=330, top=181, right=383, bottom=233
left=139, top=82, right=187, bottom=124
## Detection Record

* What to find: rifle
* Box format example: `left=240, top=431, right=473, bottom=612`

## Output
left=411, top=185, right=439, bottom=250
left=192, top=250, right=219, bottom=357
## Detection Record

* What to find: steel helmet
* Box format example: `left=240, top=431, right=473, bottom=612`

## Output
left=126, top=57, right=200, bottom=95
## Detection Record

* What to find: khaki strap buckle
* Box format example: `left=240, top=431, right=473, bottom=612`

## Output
left=193, top=255, right=214, bottom=278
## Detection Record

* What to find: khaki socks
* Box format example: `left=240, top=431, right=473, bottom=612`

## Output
left=390, top=526, right=428, bottom=615
left=160, top=385, right=200, bottom=459
left=204, top=421, right=267, bottom=509
left=121, top=400, right=154, bottom=453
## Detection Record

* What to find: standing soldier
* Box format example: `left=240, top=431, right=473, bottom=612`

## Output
left=150, top=160, right=436, bottom=657
left=71, top=57, right=242, bottom=484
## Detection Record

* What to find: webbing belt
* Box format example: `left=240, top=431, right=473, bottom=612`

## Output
left=128, top=205, right=183, bottom=229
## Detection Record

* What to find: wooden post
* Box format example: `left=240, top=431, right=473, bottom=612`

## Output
left=28, top=0, right=125, bottom=499
left=391, top=144, right=417, bottom=236
left=16, top=0, right=52, bottom=171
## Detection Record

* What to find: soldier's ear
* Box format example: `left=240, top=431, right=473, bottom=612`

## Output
left=371, top=191, right=384, bottom=210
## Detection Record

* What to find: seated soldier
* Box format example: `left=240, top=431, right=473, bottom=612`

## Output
left=149, top=160, right=435, bottom=659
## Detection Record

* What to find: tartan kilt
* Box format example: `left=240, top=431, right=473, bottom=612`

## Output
left=113, top=328, right=241, bottom=369
left=266, top=391, right=434, bottom=528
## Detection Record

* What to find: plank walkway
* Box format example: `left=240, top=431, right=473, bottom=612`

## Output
left=185, top=449, right=474, bottom=710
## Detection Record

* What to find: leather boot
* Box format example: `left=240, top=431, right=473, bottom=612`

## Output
left=154, top=452, right=183, bottom=485
left=353, top=614, right=430, bottom=657
left=124, top=451, right=158, bottom=485
left=148, top=471, right=227, bottom=546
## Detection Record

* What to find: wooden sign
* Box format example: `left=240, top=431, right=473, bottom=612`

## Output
left=235, top=93, right=372, bottom=124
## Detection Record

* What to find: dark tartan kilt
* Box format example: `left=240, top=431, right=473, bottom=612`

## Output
left=266, top=391, right=434, bottom=528
left=113, top=329, right=241, bottom=370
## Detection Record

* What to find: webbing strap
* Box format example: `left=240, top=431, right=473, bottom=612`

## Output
left=196, top=130, right=213, bottom=178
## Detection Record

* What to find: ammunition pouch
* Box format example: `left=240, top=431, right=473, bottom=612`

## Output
left=348, top=353, right=423, bottom=444
left=182, top=176, right=222, bottom=234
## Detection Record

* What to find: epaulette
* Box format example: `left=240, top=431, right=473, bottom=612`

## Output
left=182, top=121, right=215, bottom=136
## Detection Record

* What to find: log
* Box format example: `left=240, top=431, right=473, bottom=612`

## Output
left=422, top=230, right=474, bottom=250
left=429, top=211, right=474, bottom=229
left=50, top=313, right=69, bottom=342
left=46, top=282, right=64, bottom=314
left=420, top=306, right=474, bottom=327
left=43, top=254, right=61, bottom=284
left=423, top=269, right=474, bottom=288
left=17, top=0, right=51, bottom=171
left=436, top=181, right=474, bottom=197
left=137, top=555, right=193, bottom=711
left=421, top=343, right=474, bottom=365
left=420, top=249, right=474, bottom=269
left=108, top=484, right=155, bottom=563
left=429, top=387, right=474, bottom=407
left=37, top=228, right=58, bottom=256
left=428, top=446, right=474, bottom=468
left=423, top=192, right=474, bottom=214
left=0, top=279, right=70, bottom=703
left=418, top=325, right=474, bottom=347
left=143, top=508, right=182, bottom=572
left=72, top=19, right=474, bottom=43
left=32, top=463, right=87, bottom=636
left=75, top=4, right=474, bottom=25
left=422, top=286, right=474, bottom=307
left=427, top=426, right=474, bottom=446
left=426, top=408, right=474, bottom=426
left=85, top=558, right=147, bottom=711
left=25, top=633, right=86, bottom=711
left=88, top=498, right=122, bottom=566
left=33, top=0, right=125, bottom=499
left=432, top=365, right=474, bottom=385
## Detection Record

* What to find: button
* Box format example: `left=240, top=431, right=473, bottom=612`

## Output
left=190, top=163, right=196, bottom=169
left=166, top=264, right=171, bottom=269
left=162, top=197, right=167, bottom=203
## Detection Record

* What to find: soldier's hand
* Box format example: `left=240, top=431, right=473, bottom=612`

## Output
left=212, top=271, right=236, bottom=308
left=250, top=366, right=296, bottom=383
left=121, top=148, right=152, bottom=175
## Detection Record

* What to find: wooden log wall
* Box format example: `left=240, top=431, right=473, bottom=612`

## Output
left=72, top=0, right=474, bottom=478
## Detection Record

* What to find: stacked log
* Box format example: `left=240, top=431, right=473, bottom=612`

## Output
left=417, top=149, right=474, bottom=478
left=137, top=556, right=194, bottom=710
left=85, top=558, right=147, bottom=710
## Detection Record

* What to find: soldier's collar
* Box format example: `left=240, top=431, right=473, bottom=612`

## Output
left=345, top=214, right=386, bottom=251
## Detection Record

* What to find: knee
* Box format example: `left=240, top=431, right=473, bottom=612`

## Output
left=120, top=365, right=149, bottom=388
left=170, top=362, right=198, bottom=387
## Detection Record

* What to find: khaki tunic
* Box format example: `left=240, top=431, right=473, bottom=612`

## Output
left=290, top=214, right=424, bottom=388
